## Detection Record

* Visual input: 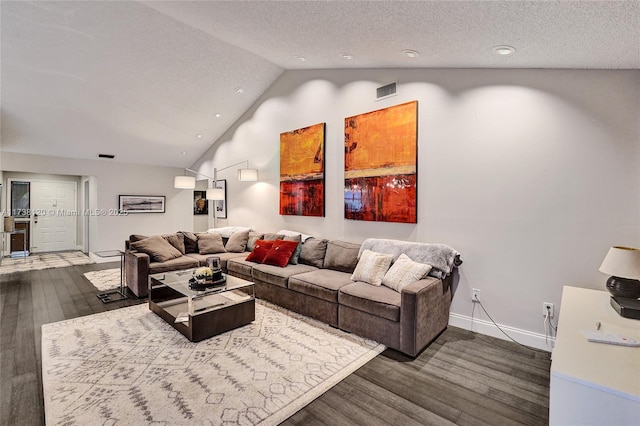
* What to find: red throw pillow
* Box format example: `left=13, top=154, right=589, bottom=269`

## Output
left=245, top=240, right=274, bottom=263
left=262, top=240, right=300, bottom=268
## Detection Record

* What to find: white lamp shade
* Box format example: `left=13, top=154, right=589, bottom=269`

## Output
left=237, top=168, right=258, bottom=182
left=206, top=188, right=225, bottom=200
left=174, top=175, right=196, bottom=189
left=599, top=246, right=640, bottom=279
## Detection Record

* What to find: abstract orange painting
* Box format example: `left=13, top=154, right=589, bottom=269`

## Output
left=344, top=101, right=417, bottom=223
left=280, top=123, right=325, bottom=216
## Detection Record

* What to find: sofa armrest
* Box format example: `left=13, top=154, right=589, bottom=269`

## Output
left=400, top=276, right=451, bottom=357
left=125, top=250, right=150, bottom=298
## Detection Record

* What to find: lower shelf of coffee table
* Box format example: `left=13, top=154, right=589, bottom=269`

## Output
left=150, top=294, right=255, bottom=342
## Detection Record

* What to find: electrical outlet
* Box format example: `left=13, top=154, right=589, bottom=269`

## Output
left=543, top=302, right=554, bottom=318
left=472, top=288, right=480, bottom=302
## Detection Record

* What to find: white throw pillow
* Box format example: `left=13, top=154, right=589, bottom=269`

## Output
left=382, top=253, right=433, bottom=292
left=351, top=249, right=394, bottom=286
left=206, top=226, right=252, bottom=238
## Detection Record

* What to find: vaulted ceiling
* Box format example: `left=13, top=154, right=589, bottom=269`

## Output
left=2, top=1, right=639, bottom=168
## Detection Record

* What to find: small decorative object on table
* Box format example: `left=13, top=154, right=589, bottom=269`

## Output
left=189, top=266, right=226, bottom=290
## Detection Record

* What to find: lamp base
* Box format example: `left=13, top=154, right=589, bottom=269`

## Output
left=610, top=296, right=640, bottom=320
left=606, top=276, right=640, bottom=299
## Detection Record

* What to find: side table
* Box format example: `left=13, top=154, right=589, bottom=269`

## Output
left=95, top=250, right=128, bottom=303
left=550, top=286, right=640, bottom=425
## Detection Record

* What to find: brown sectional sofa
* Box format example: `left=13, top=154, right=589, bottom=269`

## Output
left=124, top=231, right=249, bottom=298
left=227, top=236, right=461, bottom=357
left=125, top=229, right=462, bottom=357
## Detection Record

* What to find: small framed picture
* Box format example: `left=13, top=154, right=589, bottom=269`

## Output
left=193, top=190, right=208, bottom=215
left=215, top=179, right=227, bottom=219
left=119, top=195, right=165, bottom=213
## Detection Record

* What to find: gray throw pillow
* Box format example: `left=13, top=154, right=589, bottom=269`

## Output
left=225, top=230, right=250, bottom=253
left=323, top=240, right=361, bottom=273
left=284, top=234, right=302, bottom=264
left=299, top=238, right=328, bottom=268
left=246, top=231, right=264, bottom=251
left=131, top=235, right=182, bottom=262
left=197, top=233, right=226, bottom=255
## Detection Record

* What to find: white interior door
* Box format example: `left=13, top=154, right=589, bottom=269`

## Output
left=31, top=181, right=77, bottom=253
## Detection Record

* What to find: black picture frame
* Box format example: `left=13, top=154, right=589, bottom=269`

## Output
left=193, top=190, right=208, bottom=215
left=119, top=195, right=165, bottom=213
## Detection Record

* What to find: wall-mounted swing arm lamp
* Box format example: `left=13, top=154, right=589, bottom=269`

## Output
left=173, top=161, right=258, bottom=200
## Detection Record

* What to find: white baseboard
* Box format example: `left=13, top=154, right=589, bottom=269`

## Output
left=449, top=312, right=554, bottom=352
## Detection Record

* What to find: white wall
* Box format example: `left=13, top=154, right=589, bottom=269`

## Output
left=193, top=68, right=640, bottom=347
left=2, top=153, right=195, bottom=253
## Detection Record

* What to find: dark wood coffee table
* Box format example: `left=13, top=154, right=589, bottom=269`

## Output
left=149, top=269, right=255, bottom=342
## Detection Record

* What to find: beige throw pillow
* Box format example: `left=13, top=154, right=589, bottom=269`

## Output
left=351, top=249, right=394, bottom=286
left=197, top=233, right=226, bottom=255
left=225, top=230, right=250, bottom=253
left=382, top=253, right=433, bottom=292
left=131, top=235, right=182, bottom=263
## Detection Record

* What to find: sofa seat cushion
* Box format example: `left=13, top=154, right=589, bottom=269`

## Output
left=148, top=256, right=199, bottom=274
left=289, top=269, right=354, bottom=303
left=185, top=252, right=247, bottom=269
left=338, top=282, right=401, bottom=322
left=252, top=263, right=317, bottom=288
left=227, top=257, right=256, bottom=278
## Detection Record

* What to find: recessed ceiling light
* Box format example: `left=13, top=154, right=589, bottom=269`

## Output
left=402, top=49, right=420, bottom=58
left=235, top=87, right=245, bottom=94
left=215, top=113, right=221, bottom=118
left=196, top=134, right=203, bottom=139
left=492, top=45, right=516, bottom=55
left=295, top=55, right=307, bottom=62
left=340, top=52, right=354, bottom=60
left=181, top=151, right=187, bottom=156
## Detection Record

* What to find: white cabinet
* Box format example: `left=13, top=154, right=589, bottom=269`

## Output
left=550, top=286, right=640, bottom=425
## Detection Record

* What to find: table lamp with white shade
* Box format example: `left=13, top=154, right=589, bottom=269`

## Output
left=599, top=246, right=640, bottom=299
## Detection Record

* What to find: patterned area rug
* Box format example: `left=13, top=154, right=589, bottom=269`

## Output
left=83, top=268, right=120, bottom=291
left=42, top=301, right=385, bottom=425
left=0, top=251, right=93, bottom=275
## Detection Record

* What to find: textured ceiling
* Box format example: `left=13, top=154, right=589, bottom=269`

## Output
left=2, top=0, right=639, bottom=168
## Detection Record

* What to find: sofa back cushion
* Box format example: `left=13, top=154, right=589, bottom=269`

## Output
left=262, top=233, right=284, bottom=241
left=196, top=232, right=226, bottom=254
left=324, top=240, right=361, bottom=273
left=180, top=231, right=198, bottom=253
left=131, top=235, right=182, bottom=262
left=299, top=238, right=328, bottom=268
left=225, top=230, right=250, bottom=253
left=163, top=232, right=185, bottom=255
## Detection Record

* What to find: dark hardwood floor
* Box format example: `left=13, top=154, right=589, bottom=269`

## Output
left=1, top=263, right=551, bottom=426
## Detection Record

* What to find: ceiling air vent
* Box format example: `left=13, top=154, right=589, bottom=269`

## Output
left=98, top=154, right=115, bottom=159
left=376, top=81, right=397, bottom=101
